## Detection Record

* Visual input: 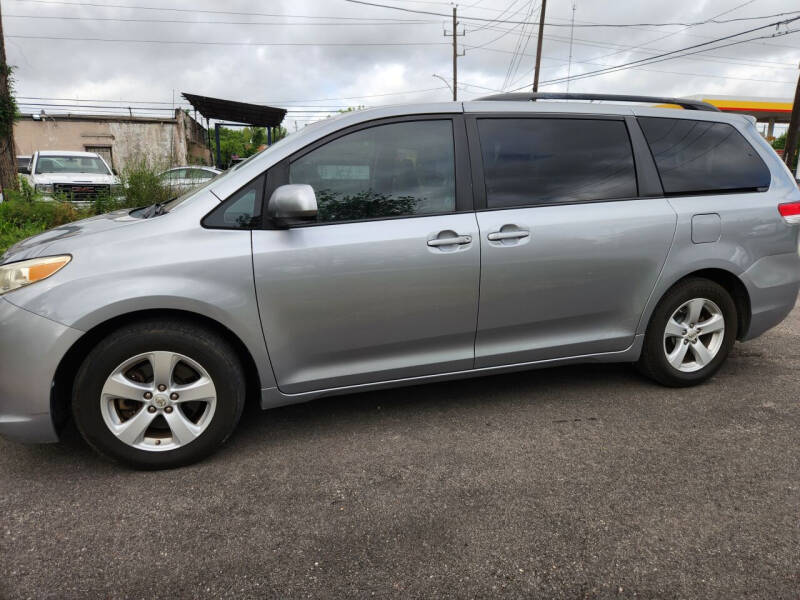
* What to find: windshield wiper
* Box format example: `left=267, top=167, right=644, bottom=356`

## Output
left=142, top=202, right=166, bottom=218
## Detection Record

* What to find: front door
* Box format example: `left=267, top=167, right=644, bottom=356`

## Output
left=252, top=117, right=480, bottom=394
left=470, top=116, right=676, bottom=367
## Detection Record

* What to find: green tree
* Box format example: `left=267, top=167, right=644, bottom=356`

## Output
left=209, top=125, right=289, bottom=166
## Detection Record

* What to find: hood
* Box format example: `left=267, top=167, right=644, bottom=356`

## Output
left=30, top=173, right=120, bottom=185
left=1, top=208, right=140, bottom=264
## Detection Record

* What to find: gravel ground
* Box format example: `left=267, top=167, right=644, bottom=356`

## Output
left=1, top=303, right=798, bottom=599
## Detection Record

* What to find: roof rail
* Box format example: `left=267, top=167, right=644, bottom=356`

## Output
left=472, top=92, right=720, bottom=112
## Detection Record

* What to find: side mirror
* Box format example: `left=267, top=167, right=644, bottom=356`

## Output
left=19, top=165, right=30, bottom=175
left=267, top=184, right=317, bottom=225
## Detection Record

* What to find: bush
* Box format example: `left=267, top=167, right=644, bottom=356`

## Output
left=1, top=160, right=181, bottom=255
left=118, top=157, right=173, bottom=208
left=0, top=198, right=87, bottom=254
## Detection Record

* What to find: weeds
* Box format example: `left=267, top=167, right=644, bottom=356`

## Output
left=1, top=158, right=179, bottom=254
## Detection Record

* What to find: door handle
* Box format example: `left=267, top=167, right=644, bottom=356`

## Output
left=487, top=230, right=529, bottom=241
left=427, top=235, right=472, bottom=247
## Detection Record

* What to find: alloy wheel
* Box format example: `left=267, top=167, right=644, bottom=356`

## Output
left=99, top=351, right=217, bottom=452
left=662, top=298, right=726, bottom=373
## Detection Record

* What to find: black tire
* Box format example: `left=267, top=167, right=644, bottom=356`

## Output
left=637, top=277, right=738, bottom=387
left=72, top=319, right=246, bottom=469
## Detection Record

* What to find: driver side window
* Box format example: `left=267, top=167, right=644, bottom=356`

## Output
left=289, top=120, right=456, bottom=224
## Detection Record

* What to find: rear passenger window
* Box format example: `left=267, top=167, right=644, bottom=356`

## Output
left=477, top=118, right=637, bottom=208
left=638, top=117, right=770, bottom=195
left=289, top=120, right=456, bottom=223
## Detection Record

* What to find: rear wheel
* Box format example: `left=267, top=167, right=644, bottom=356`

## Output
left=72, top=319, right=246, bottom=469
left=638, top=278, right=737, bottom=387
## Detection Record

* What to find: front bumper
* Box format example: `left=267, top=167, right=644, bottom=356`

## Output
left=0, top=297, right=83, bottom=443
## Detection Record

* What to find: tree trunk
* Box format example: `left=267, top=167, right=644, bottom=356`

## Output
left=0, top=5, right=18, bottom=195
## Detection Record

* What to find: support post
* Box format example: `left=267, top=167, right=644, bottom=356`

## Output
left=452, top=6, right=458, bottom=102
left=214, top=122, right=221, bottom=169
left=783, top=65, right=800, bottom=177
left=268, top=127, right=272, bottom=146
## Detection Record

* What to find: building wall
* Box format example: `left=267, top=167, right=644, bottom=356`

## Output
left=14, top=111, right=211, bottom=172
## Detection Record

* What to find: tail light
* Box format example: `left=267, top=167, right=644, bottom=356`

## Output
left=778, top=202, right=800, bottom=224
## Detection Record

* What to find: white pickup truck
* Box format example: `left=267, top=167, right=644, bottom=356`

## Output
left=21, top=150, right=123, bottom=203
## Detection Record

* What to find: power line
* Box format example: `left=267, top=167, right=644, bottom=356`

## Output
left=3, top=13, right=439, bottom=26
left=508, top=25, right=800, bottom=91
left=8, top=0, right=436, bottom=22
left=344, top=0, right=800, bottom=28
left=7, top=35, right=450, bottom=47
left=15, top=86, right=451, bottom=105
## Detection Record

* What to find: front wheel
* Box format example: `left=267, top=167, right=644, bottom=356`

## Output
left=72, top=319, right=246, bottom=469
left=638, top=278, right=737, bottom=387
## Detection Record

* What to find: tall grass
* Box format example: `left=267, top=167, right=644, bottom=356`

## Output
left=1, top=158, right=177, bottom=255
left=0, top=199, right=85, bottom=254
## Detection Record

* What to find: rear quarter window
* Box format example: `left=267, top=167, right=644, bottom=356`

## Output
left=638, top=117, right=770, bottom=195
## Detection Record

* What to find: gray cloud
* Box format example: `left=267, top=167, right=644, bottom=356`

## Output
left=4, top=0, right=799, bottom=128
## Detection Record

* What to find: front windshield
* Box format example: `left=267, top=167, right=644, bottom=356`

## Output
left=35, top=156, right=110, bottom=175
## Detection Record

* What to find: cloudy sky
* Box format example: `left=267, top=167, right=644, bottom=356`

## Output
left=2, top=0, right=799, bottom=130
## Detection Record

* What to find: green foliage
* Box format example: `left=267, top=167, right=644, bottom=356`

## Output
left=316, top=190, right=418, bottom=223
left=0, top=160, right=176, bottom=254
left=0, top=63, right=16, bottom=141
left=118, top=157, right=173, bottom=208
left=772, top=132, right=786, bottom=150
left=209, top=125, right=288, bottom=166
left=17, top=176, right=35, bottom=202
left=0, top=198, right=86, bottom=254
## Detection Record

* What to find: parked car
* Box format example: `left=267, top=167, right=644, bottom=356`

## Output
left=159, top=166, right=221, bottom=194
left=16, top=155, right=31, bottom=173
left=23, top=150, right=122, bottom=204
left=2, top=93, right=799, bottom=469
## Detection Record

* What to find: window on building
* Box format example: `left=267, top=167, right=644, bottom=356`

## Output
left=84, top=146, right=113, bottom=171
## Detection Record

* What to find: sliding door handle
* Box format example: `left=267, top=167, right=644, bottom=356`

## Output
left=427, top=235, right=472, bottom=247
left=487, top=230, right=529, bottom=241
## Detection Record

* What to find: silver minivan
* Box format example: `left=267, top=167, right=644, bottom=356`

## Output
left=2, top=93, right=799, bottom=468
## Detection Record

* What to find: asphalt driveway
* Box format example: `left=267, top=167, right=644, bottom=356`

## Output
left=1, top=302, right=798, bottom=599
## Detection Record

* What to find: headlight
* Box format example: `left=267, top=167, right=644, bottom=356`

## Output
left=35, top=183, right=54, bottom=194
left=0, top=255, right=71, bottom=295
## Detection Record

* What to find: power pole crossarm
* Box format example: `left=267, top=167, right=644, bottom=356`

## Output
left=533, top=0, right=548, bottom=93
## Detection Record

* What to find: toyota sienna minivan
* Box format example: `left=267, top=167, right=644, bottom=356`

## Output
left=2, top=93, right=799, bottom=469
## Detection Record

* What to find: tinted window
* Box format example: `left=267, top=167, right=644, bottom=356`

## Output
left=477, top=118, right=637, bottom=208
left=203, top=175, right=263, bottom=229
left=639, top=117, right=770, bottom=194
left=289, top=120, right=455, bottom=223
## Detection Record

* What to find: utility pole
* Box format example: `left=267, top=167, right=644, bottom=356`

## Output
left=783, top=63, right=800, bottom=179
left=444, top=6, right=464, bottom=101
left=0, top=4, right=18, bottom=196
left=532, top=0, right=548, bottom=93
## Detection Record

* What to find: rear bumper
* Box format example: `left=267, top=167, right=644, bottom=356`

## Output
left=740, top=252, right=800, bottom=341
left=0, top=297, right=83, bottom=443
